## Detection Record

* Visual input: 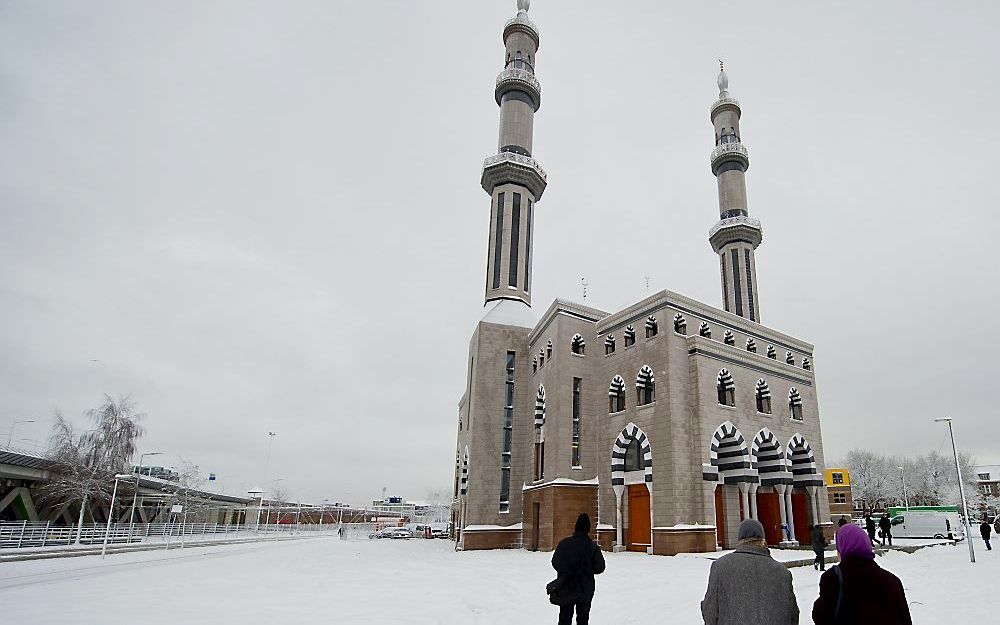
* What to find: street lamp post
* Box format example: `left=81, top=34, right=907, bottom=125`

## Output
left=6, top=419, right=36, bottom=447
left=898, top=466, right=909, bottom=510
left=128, top=451, right=163, bottom=542
left=101, top=473, right=132, bottom=558
left=934, top=417, right=975, bottom=563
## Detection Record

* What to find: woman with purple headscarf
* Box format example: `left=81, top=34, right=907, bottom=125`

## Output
left=812, top=523, right=912, bottom=624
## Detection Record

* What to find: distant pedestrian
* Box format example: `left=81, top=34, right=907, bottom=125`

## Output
left=811, top=524, right=827, bottom=571
left=812, top=523, right=912, bottom=625
left=864, top=513, right=876, bottom=545
left=701, top=519, right=798, bottom=625
left=550, top=513, right=605, bottom=625
left=837, top=516, right=849, bottom=528
left=338, top=525, right=344, bottom=539
left=878, top=514, right=893, bottom=546
left=993, top=517, right=1000, bottom=537
left=981, top=518, right=992, bottom=551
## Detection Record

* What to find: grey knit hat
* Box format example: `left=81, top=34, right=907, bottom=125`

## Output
left=737, top=519, right=765, bottom=541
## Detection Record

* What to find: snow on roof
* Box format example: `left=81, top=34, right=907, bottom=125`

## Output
left=522, top=476, right=599, bottom=491
left=652, top=524, right=716, bottom=531
left=481, top=299, right=536, bottom=328
left=463, top=523, right=523, bottom=531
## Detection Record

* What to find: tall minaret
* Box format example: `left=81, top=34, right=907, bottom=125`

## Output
left=482, top=0, right=547, bottom=307
left=709, top=63, right=762, bottom=322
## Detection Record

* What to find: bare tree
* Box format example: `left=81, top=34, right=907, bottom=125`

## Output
left=38, top=395, right=146, bottom=543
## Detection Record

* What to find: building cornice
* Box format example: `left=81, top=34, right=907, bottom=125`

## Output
left=686, top=335, right=815, bottom=387
left=527, top=298, right=609, bottom=345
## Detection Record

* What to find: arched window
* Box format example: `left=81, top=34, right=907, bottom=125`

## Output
left=571, top=334, right=585, bottom=355
left=636, top=365, right=655, bottom=406
left=532, top=356, right=537, bottom=374
left=766, top=345, right=777, bottom=360
left=538, top=349, right=544, bottom=368
left=723, top=330, right=735, bottom=346
left=514, top=50, right=523, bottom=69
left=699, top=322, right=711, bottom=338
left=789, top=388, right=803, bottom=421
left=746, top=338, right=757, bottom=353
left=609, top=375, right=626, bottom=413
left=605, top=334, right=616, bottom=355
left=534, top=385, right=546, bottom=428
left=546, top=339, right=552, bottom=360
left=624, top=438, right=642, bottom=471
left=645, top=316, right=658, bottom=338
left=785, top=351, right=795, bottom=365
left=673, top=313, right=687, bottom=335
left=717, top=368, right=735, bottom=406
left=755, top=379, right=772, bottom=414
left=802, top=357, right=811, bottom=371
left=623, top=325, right=635, bottom=347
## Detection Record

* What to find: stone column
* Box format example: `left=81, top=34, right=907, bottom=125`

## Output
left=749, top=483, right=759, bottom=520
left=807, top=485, right=821, bottom=526
left=738, top=483, right=750, bottom=521
left=613, top=486, right=624, bottom=552
left=785, top=488, right=797, bottom=543
left=775, top=484, right=788, bottom=542
left=646, top=481, right=654, bottom=555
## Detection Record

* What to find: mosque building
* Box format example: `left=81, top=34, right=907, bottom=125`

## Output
left=452, top=1, right=832, bottom=554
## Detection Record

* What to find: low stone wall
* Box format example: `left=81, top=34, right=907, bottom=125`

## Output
left=651, top=527, right=716, bottom=555
left=461, top=528, right=522, bottom=551
left=521, top=482, right=598, bottom=552
left=596, top=527, right=615, bottom=552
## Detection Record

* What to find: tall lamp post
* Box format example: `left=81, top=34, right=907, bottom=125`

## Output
left=6, top=419, right=35, bottom=447
left=934, top=417, right=975, bottom=563
left=102, top=473, right=133, bottom=558
left=898, top=466, right=909, bottom=510
left=128, top=451, right=163, bottom=541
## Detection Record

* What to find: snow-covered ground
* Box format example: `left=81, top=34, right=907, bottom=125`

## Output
left=0, top=536, right=994, bottom=623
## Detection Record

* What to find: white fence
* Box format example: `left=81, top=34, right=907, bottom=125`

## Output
left=0, top=520, right=345, bottom=550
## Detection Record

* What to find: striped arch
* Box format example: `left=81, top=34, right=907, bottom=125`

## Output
left=546, top=339, right=553, bottom=358
left=751, top=428, right=789, bottom=486
left=746, top=338, right=757, bottom=353
left=699, top=321, right=712, bottom=338
left=609, top=375, right=626, bottom=412
left=609, top=375, right=625, bottom=396
left=787, top=434, right=823, bottom=486
left=460, top=447, right=469, bottom=496
left=623, top=324, right=636, bottom=344
left=610, top=422, right=652, bottom=486
left=802, top=357, right=812, bottom=371
left=534, top=385, right=546, bottom=428
left=604, top=334, right=616, bottom=354
left=571, top=333, right=585, bottom=354
left=785, top=351, right=795, bottom=365
left=723, top=330, right=735, bottom=345
left=673, top=313, right=687, bottom=334
left=645, top=316, right=658, bottom=337
left=707, top=421, right=754, bottom=483
left=766, top=345, right=777, bottom=359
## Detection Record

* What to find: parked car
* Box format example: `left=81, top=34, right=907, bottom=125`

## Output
left=889, top=510, right=965, bottom=539
left=369, top=527, right=410, bottom=539
left=431, top=528, right=449, bottom=539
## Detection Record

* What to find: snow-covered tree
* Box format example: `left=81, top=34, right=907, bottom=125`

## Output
left=38, top=395, right=145, bottom=543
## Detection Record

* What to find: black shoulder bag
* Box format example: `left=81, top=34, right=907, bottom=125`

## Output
left=546, top=555, right=586, bottom=607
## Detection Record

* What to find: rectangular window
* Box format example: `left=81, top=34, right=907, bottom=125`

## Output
left=731, top=249, right=743, bottom=317
left=492, top=193, right=505, bottom=289
left=523, top=200, right=531, bottom=292
left=832, top=473, right=844, bottom=484
left=500, top=351, right=515, bottom=511
left=721, top=256, right=729, bottom=312
left=508, top=193, right=521, bottom=287
left=572, top=378, right=582, bottom=467
left=833, top=493, right=847, bottom=504
left=745, top=249, right=755, bottom=322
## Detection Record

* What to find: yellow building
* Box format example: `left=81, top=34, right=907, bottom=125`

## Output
left=825, top=468, right=854, bottom=522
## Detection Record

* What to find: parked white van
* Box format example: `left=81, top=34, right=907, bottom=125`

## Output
left=889, top=510, right=964, bottom=539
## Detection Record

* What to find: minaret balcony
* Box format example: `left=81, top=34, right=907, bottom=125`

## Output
left=495, top=68, right=541, bottom=110
left=504, top=14, right=539, bottom=47
left=709, top=215, right=763, bottom=252
left=710, top=142, right=749, bottom=175
left=481, top=152, right=548, bottom=200
left=710, top=96, right=742, bottom=119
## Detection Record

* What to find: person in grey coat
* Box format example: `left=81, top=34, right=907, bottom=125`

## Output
left=701, top=519, right=799, bottom=625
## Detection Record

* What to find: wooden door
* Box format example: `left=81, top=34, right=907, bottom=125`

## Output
left=757, top=491, right=782, bottom=545
left=532, top=502, right=540, bottom=551
left=714, top=486, right=726, bottom=547
left=627, top=485, right=651, bottom=552
left=792, top=491, right=809, bottom=542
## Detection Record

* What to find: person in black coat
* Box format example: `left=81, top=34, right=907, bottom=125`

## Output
left=811, top=524, right=827, bottom=570
left=981, top=517, right=993, bottom=551
left=878, top=513, right=893, bottom=546
left=837, top=516, right=849, bottom=527
left=551, top=513, right=606, bottom=625
left=864, top=513, right=876, bottom=545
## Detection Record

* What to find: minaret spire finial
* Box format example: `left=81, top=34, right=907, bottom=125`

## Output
left=717, top=59, right=729, bottom=98
left=517, top=0, right=530, bottom=14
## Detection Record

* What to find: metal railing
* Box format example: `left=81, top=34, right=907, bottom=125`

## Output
left=482, top=151, right=547, bottom=181
left=708, top=214, right=762, bottom=238
left=710, top=141, right=749, bottom=165
left=0, top=520, right=343, bottom=550
left=496, top=68, right=541, bottom=96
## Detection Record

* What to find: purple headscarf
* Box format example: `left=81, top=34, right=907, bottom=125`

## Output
left=836, top=523, right=875, bottom=560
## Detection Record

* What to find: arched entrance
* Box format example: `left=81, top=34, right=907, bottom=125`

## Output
left=708, top=421, right=754, bottom=548
left=787, top=434, right=825, bottom=540
left=611, top=423, right=652, bottom=552
left=751, top=428, right=787, bottom=545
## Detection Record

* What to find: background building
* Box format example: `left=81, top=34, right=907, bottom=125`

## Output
left=824, top=468, right=854, bottom=522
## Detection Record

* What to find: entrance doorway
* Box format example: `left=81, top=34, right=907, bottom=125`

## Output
left=792, top=491, right=809, bottom=541
left=532, top=502, right=540, bottom=551
left=714, top=486, right=726, bottom=547
left=627, top=485, right=650, bottom=552
left=757, top=491, right=782, bottom=545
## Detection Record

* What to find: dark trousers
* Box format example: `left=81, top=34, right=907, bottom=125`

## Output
left=814, top=550, right=825, bottom=570
left=985, top=537, right=992, bottom=550
left=884, top=531, right=892, bottom=546
left=867, top=530, right=876, bottom=545
left=558, top=598, right=592, bottom=625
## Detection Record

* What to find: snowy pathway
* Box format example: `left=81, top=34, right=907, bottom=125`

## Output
left=0, top=536, right=994, bottom=623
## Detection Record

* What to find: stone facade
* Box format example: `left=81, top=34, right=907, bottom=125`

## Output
left=451, top=2, right=834, bottom=555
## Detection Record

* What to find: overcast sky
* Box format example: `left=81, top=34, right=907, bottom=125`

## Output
left=1, top=1, right=997, bottom=504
